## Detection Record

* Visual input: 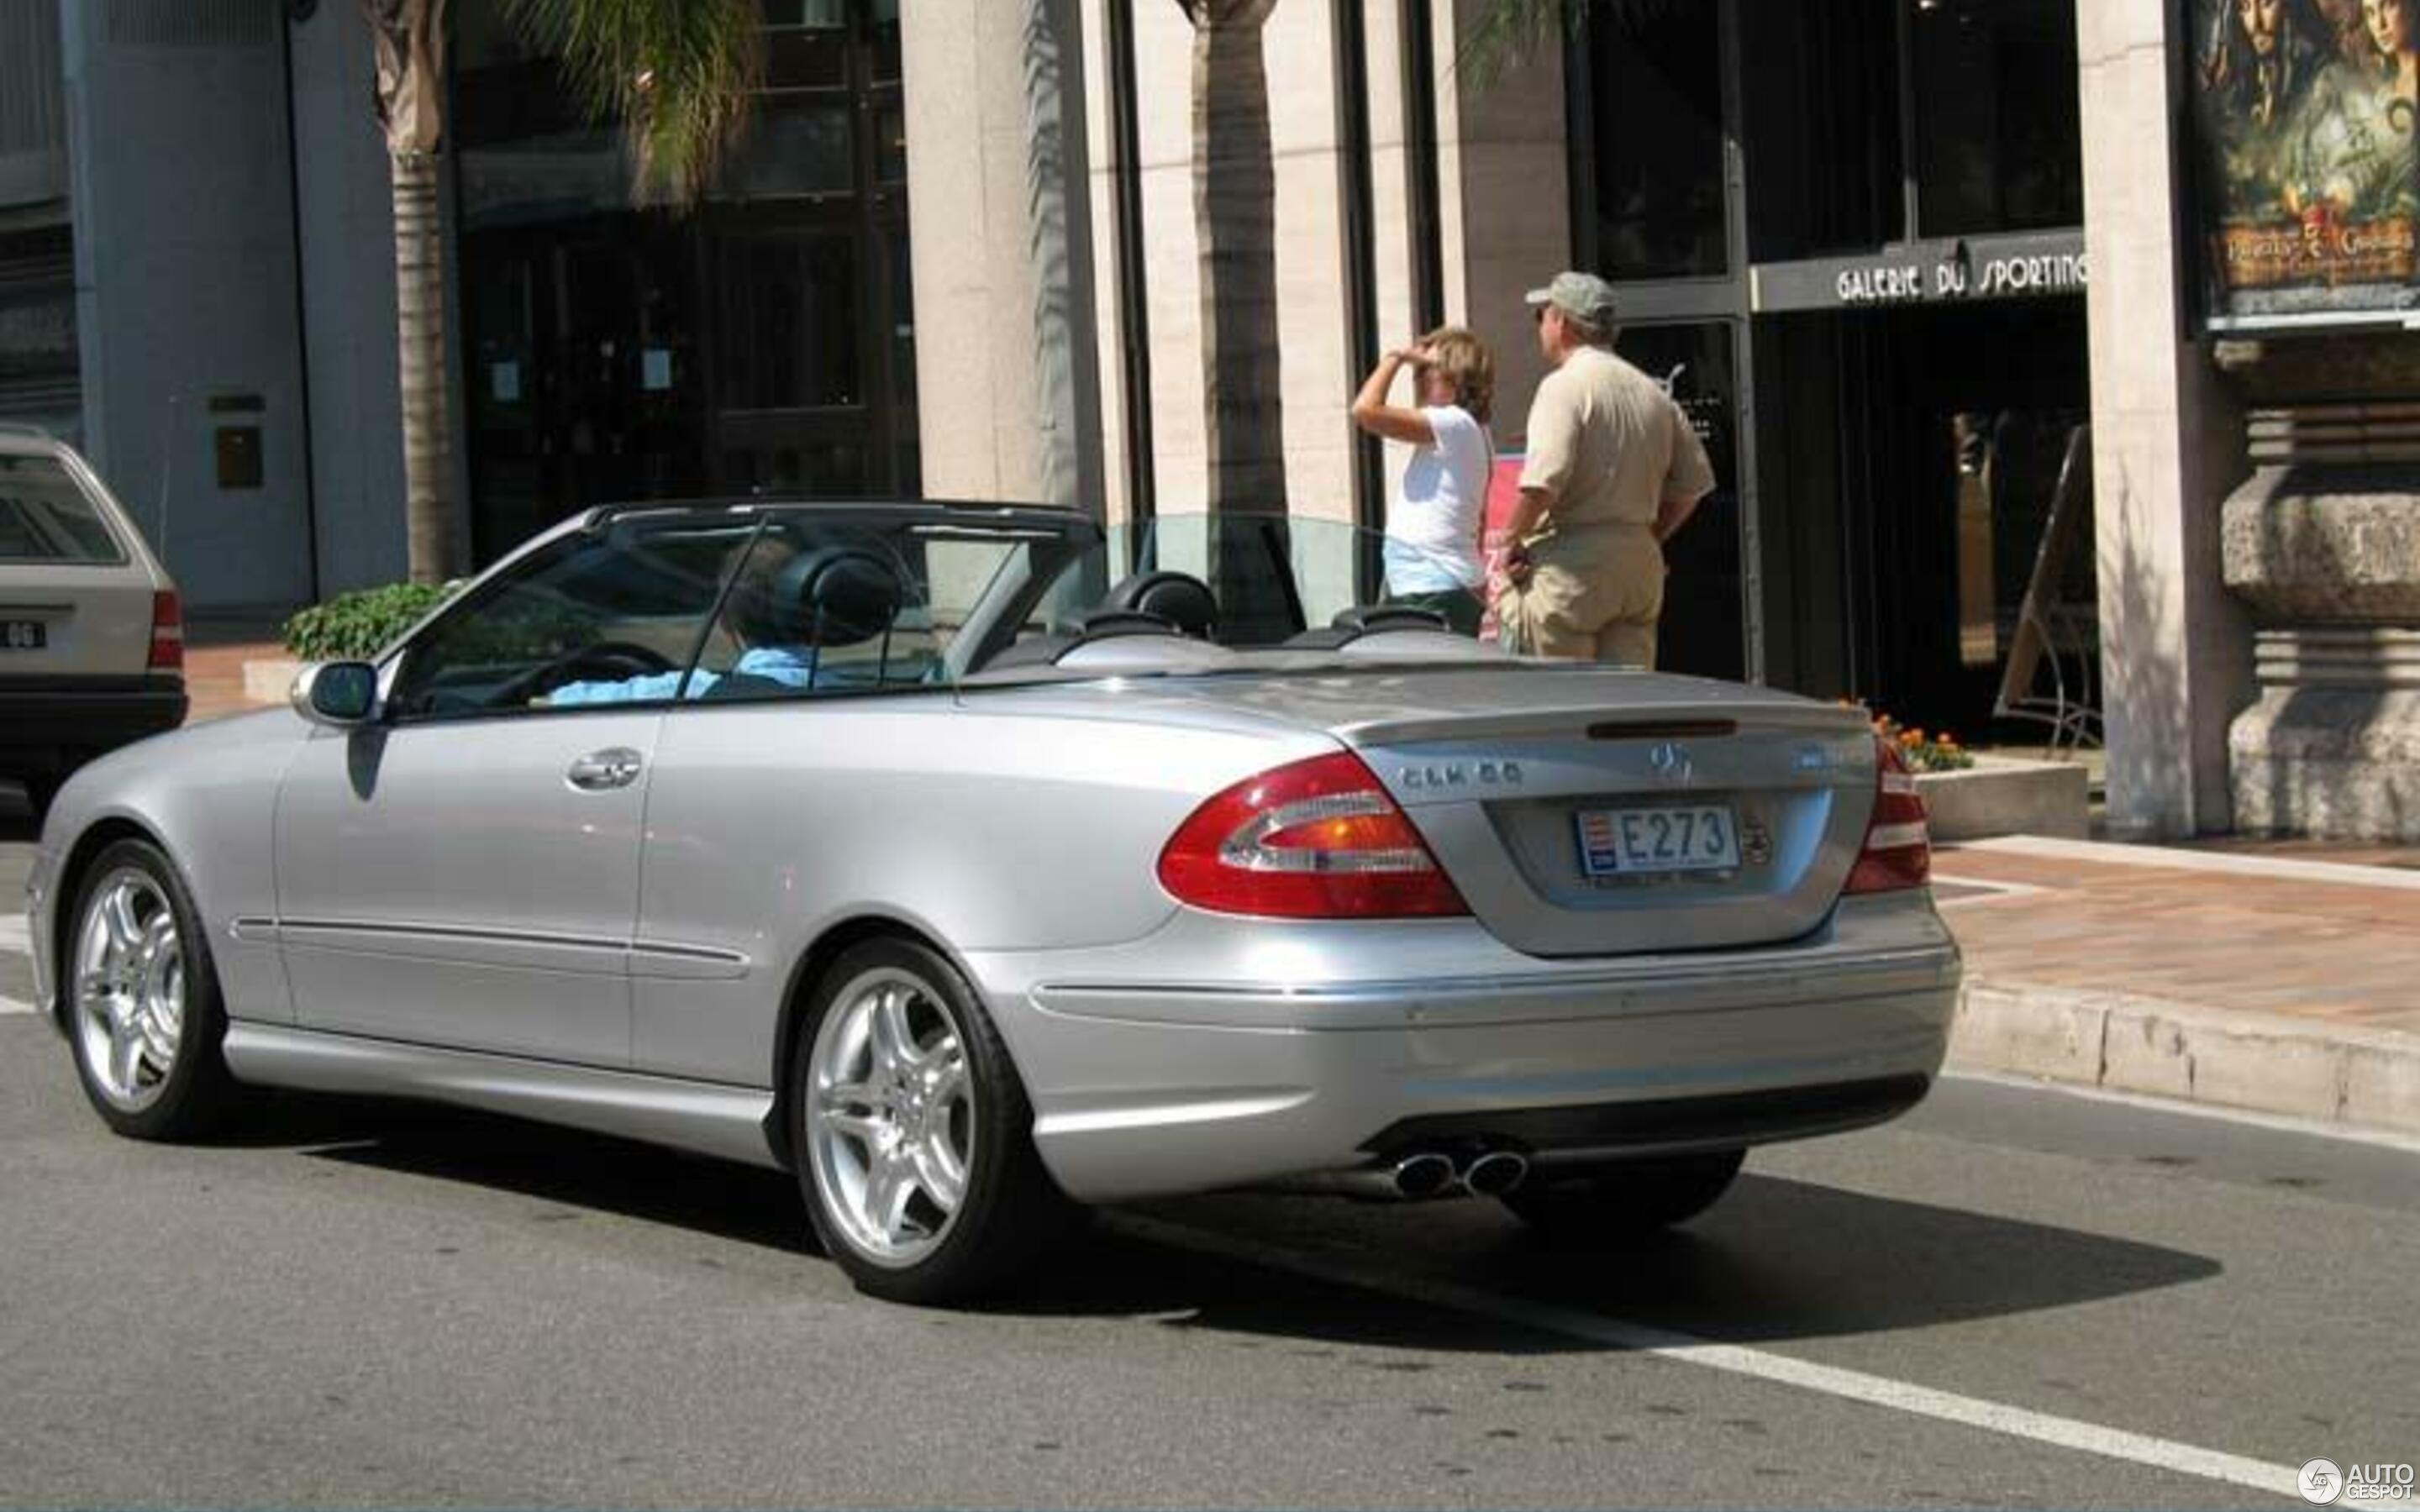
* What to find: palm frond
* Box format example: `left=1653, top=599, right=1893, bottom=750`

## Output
left=1454, top=0, right=1685, bottom=89
left=502, top=0, right=765, bottom=207
left=1453, top=0, right=1584, bottom=89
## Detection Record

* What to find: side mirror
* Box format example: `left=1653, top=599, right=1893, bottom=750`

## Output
left=291, top=661, right=381, bottom=728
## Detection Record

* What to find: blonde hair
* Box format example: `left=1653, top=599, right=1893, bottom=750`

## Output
left=1419, top=325, right=1495, bottom=423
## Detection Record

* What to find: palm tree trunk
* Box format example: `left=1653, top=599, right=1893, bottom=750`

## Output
left=390, top=150, right=457, bottom=584
left=1191, top=0, right=1285, bottom=517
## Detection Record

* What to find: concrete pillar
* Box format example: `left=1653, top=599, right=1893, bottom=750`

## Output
left=901, top=0, right=1104, bottom=512
left=287, top=0, right=408, bottom=595
left=60, top=0, right=316, bottom=614
left=2075, top=0, right=2252, bottom=837
left=1436, top=0, right=1567, bottom=453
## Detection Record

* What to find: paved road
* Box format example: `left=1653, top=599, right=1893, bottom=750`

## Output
left=3, top=811, right=2415, bottom=1508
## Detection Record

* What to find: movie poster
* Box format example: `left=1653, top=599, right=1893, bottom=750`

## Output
left=2193, top=0, right=2420, bottom=323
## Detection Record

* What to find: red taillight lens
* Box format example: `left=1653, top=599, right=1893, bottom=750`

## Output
left=1844, top=737, right=1931, bottom=895
left=1158, top=750, right=1470, bottom=919
left=147, top=590, right=183, bottom=673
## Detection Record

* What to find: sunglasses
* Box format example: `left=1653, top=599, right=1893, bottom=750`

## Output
left=1532, top=305, right=1555, bottom=326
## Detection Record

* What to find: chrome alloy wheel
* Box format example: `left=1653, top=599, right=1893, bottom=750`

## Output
left=72, top=868, right=187, bottom=1113
left=806, top=969, right=975, bottom=1267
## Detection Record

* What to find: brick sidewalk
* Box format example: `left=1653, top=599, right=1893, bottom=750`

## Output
left=182, top=638, right=286, bottom=724
left=1933, top=836, right=2420, bottom=1133
left=1936, top=839, right=2420, bottom=1037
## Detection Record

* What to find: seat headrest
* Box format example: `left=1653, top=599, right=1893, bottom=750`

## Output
left=763, top=546, right=902, bottom=648
left=1106, top=570, right=1218, bottom=638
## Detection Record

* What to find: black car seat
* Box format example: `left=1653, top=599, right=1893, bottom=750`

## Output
left=1283, top=602, right=1450, bottom=649
left=1103, top=570, right=1218, bottom=639
left=982, top=569, right=1219, bottom=670
left=705, top=545, right=903, bottom=697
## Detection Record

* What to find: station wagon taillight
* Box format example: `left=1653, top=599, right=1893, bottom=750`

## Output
left=1158, top=750, right=1469, bottom=919
left=1844, top=738, right=1931, bottom=895
left=147, top=591, right=182, bottom=673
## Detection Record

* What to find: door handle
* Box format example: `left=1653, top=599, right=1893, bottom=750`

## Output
left=566, top=748, right=644, bottom=791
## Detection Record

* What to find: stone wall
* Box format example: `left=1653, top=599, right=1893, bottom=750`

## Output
left=2218, top=339, right=2420, bottom=840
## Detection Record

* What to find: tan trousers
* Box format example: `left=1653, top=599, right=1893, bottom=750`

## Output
left=1497, top=528, right=1665, bottom=668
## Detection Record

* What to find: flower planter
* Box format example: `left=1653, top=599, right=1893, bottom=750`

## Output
left=1916, top=754, right=2090, bottom=842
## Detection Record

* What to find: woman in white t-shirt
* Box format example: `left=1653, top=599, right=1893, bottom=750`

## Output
left=1349, top=326, right=1497, bottom=634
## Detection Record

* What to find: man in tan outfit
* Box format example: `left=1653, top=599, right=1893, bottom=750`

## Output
left=1498, top=271, right=1715, bottom=668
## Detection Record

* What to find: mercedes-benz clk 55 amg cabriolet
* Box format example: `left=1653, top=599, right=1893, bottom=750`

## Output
left=28, top=502, right=1959, bottom=1303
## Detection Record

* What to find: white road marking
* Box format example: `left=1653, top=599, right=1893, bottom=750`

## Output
left=0, top=912, right=27, bottom=953
left=1944, top=1067, right=2420, bottom=1155
left=1115, top=1215, right=2302, bottom=1501
left=0, top=995, right=34, bottom=1016
left=1953, top=834, right=2420, bottom=891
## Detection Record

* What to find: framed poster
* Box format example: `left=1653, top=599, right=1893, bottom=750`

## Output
left=2192, top=0, right=2420, bottom=327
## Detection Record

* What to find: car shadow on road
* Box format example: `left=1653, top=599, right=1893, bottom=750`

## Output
left=262, top=1097, right=2222, bottom=1354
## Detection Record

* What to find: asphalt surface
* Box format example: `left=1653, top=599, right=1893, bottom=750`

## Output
left=3, top=801, right=2416, bottom=1508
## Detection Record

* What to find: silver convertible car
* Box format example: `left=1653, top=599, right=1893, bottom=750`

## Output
left=28, top=501, right=1959, bottom=1303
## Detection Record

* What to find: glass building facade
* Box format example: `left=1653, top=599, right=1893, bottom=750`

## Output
left=453, top=0, right=914, bottom=564
left=1570, top=0, right=2088, bottom=733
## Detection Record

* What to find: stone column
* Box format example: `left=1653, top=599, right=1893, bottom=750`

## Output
left=902, top=0, right=1104, bottom=511
left=2076, top=0, right=2254, bottom=837
left=1436, top=0, right=1567, bottom=448
left=2219, top=341, right=2420, bottom=839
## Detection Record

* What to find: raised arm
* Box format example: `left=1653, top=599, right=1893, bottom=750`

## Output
left=1350, top=349, right=1439, bottom=447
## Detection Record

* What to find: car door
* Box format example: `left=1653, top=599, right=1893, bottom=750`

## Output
left=275, top=511, right=760, bottom=1065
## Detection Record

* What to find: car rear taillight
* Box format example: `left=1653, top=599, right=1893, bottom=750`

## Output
left=1157, top=750, right=1470, bottom=919
left=1844, top=737, right=1930, bottom=895
left=147, top=590, right=183, bottom=674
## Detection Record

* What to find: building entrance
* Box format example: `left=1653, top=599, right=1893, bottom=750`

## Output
left=454, top=0, right=912, bottom=568
left=1756, top=298, right=2091, bottom=734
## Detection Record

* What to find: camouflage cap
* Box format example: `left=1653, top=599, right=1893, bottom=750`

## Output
left=1524, top=270, right=1620, bottom=330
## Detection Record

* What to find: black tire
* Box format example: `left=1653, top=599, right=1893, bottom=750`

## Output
left=64, top=838, right=242, bottom=1141
left=789, top=937, right=1076, bottom=1305
left=1498, top=1147, right=1746, bottom=1242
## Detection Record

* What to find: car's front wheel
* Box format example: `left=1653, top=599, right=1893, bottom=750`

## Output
left=66, top=838, right=240, bottom=1140
left=791, top=938, right=1074, bottom=1304
left=1498, top=1147, right=1746, bottom=1242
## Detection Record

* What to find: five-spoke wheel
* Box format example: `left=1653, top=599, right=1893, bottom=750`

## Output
left=72, top=867, right=187, bottom=1112
left=66, top=840, right=237, bottom=1139
left=806, top=970, right=976, bottom=1265
left=793, top=938, right=1074, bottom=1303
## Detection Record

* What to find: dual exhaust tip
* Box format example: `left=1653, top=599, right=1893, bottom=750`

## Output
left=1390, top=1148, right=1526, bottom=1200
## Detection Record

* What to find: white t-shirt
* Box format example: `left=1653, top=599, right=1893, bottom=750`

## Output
left=1384, top=404, right=1491, bottom=593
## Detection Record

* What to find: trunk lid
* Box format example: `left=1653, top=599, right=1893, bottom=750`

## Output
left=1141, top=664, right=1881, bottom=957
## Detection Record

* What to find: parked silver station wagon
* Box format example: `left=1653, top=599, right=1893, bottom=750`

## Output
left=28, top=501, right=1960, bottom=1302
left=0, top=427, right=186, bottom=811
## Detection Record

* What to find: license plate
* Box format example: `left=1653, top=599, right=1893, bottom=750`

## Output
left=1, top=619, right=45, bottom=650
left=1576, top=804, right=1740, bottom=877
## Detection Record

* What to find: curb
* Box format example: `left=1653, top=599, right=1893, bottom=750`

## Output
left=1948, top=977, right=2420, bottom=1137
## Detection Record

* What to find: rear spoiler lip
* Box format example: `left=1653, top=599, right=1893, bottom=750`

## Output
left=1329, top=701, right=1871, bottom=748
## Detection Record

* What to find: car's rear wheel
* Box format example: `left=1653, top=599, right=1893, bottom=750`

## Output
left=791, top=938, right=1073, bottom=1305
left=1498, top=1147, right=1746, bottom=1242
left=66, top=839, right=239, bottom=1140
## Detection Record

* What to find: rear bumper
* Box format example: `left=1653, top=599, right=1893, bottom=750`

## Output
left=0, top=676, right=187, bottom=774
left=972, top=892, right=1960, bottom=1204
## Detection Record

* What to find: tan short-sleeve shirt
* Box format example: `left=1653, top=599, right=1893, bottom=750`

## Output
left=1517, top=349, right=1715, bottom=538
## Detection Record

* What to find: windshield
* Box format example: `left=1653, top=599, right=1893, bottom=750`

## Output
left=953, top=512, right=1500, bottom=685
